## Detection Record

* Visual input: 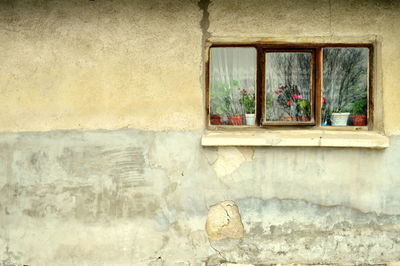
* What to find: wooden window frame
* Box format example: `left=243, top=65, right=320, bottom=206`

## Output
left=206, top=43, right=374, bottom=131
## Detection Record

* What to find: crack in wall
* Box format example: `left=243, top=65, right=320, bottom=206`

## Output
left=198, top=0, right=211, bottom=47
left=198, top=0, right=211, bottom=125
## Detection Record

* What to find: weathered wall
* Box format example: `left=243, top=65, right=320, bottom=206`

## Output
left=1, top=0, right=400, bottom=265
left=1, top=130, right=400, bottom=265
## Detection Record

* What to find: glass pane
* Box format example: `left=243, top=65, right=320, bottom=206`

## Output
left=322, top=48, right=369, bottom=126
left=210, top=47, right=257, bottom=126
left=265, top=52, right=312, bottom=122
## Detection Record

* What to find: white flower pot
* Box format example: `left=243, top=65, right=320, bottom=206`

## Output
left=331, top=112, right=350, bottom=126
left=245, top=114, right=256, bottom=126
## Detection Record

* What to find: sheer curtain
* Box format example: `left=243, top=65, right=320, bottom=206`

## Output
left=210, top=48, right=256, bottom=115
left=211, top=48, right=256, bottom=92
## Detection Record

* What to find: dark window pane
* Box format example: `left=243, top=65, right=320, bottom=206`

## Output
left=322, top=48, right=369, bottom=126
left=210, top=48, right=257, bottom=126
left=265, top=52, right=313, bottom=123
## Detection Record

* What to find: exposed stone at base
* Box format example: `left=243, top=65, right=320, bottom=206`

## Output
left=206, top=200, right=245, bottom=241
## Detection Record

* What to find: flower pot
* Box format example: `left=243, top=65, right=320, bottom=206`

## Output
left=331, top=112, right=350, bottom=126
left=281, top=116, right=295, bottom=121
left=210, top=114, right=222, bottom=125
left=298, top=116, right=311, bottom=122
left=352, top=114, right=367, bottom=126
left=245, top=114, right=256, bottom=126
left=228, top=115, right=243, bottom=125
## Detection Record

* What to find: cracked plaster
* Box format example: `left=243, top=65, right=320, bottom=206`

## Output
left=0, top=129, right=399, bottom=265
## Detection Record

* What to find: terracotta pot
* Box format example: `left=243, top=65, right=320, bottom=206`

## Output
left=352, top=115, right=367, bottom=126
left=281, top=116, right=295, bottom=121
left=228, top=115, right=243, bottom=125
left=298, top=116, right=311, bottom=122
left=210, top=114, right=222, bottom=125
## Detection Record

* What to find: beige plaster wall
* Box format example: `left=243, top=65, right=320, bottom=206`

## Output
left=0, top=0, right=399, bottom=135
left=0, top=0, right=204, bottom=132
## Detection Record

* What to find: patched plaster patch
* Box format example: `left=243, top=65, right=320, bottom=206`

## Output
left=212, top=147, right=253, bottom=177
left=205, top=200, right=244, bottom=241
left=203, top=147, right=218, bottom=165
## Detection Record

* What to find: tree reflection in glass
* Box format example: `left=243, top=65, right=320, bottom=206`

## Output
left=265, top=52, right=312, bottom=122
left=322, top=48, right=369, bottom=126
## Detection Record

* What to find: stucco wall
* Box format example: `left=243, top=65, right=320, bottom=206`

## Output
left=1, top=0, right=400, bottom=265
left=0, top=0, right=204, bottom=132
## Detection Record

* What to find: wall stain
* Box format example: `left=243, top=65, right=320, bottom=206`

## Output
left=57, top=146, right=145, bottom=183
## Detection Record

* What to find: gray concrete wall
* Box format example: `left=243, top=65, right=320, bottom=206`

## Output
left=0, top=0, right=400, bottom=265
left=1, top=130, right=400, bottom=265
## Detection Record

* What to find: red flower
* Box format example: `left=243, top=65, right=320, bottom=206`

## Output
left=292, top=94, right=302, bottom=99
left=274, top=89, right=281, bottom=95
left=287, top=100, right=293, bottom=106
left=322, top=97, right=327, bottom=104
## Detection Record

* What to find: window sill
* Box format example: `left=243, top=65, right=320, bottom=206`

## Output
left=201, top=130, right=389, bottom=149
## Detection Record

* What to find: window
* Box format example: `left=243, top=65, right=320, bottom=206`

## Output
left=207, top=44, right=372, bottom=129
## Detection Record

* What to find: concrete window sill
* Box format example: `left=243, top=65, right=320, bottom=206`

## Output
left=201, top=130, right=389, bottom=149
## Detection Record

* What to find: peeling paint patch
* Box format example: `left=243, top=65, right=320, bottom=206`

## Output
left=212, top=147, right=253, bottom=177
left=206, top=200, right=244, bottom=241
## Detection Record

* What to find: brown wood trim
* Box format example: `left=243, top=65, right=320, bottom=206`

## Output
left=368, top=46, right=374, bottom=130
left=210, top=43, right=258, bottom=48
left=210, top=43, right=373, bottom=49
left=256, top=47, right=263, bottom=126
left=311, top=49, right=317, bottom=125
left=262, top=121, right=316, bottom=126
left=205, top=47, right=211, bottom=127
left=208, top=125, right=260, bottom=130
left=315, top=47, right=323, bottom=126
left=320, top=43, right=374, bottom=48
left=262, top=48, right=315, bottom=53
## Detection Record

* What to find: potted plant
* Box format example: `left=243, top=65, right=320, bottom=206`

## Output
left=210, top=82, right=232, bottom=125
left=296, top=99, right=311, bottom=121
left=222, top=80, right=244, bottom=125
left=331, top=106, right=351, bottom=126
left=275, top=84, right=302, bottom=121
left=351, top=99, right=367, bottom=126
left=275, top=85, right=311, bottom=121
left=240, top=89, right=256, bottom=126
left=227, top=97, right=244, bottom=125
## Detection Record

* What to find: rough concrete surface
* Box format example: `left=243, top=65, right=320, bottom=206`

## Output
left=0, top=129, right=399, bottom=265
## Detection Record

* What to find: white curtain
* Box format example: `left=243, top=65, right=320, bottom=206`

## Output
left=211, top=47, right=257, bottom=100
